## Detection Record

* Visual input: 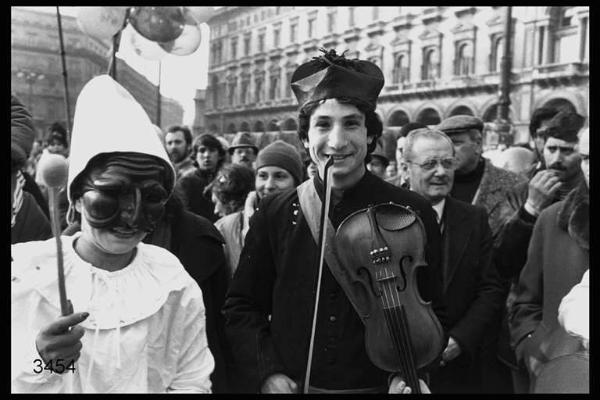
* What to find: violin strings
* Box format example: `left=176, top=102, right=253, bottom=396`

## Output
left=383, top=264, right=420, bottom=393
left=379, top=267, right=419, bottom=392
left=391, top=270, right=420, bottom=394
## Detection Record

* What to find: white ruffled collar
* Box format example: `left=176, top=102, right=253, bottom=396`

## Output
left=33, top=233, right=189, bottom=329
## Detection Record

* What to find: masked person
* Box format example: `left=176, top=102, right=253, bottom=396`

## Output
left=11, top=76, right=214, bottom=393
left=222, top=49, right=445, bottom=394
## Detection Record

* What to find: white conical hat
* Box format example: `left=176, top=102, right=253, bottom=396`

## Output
left=67, top=75, right=175, bottom=204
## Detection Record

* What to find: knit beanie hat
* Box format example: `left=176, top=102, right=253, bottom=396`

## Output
left=255, top=140, right=303, bottom=184
left=11, top=95, right=35, bottom=168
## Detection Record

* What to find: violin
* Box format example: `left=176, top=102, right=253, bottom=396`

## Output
left=334, top=203, right=445, bottom=393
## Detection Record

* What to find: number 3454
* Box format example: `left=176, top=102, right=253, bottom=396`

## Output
left=33, top=358, right=76, bottom=374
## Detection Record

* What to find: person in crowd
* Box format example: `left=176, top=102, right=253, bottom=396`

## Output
left=402, top=128, right=505, bottom=392
left=210, top=164, right=255, bottom=219
left=11, top=75, right=214, bottom=393
left=218, top=140, right=303, bottom=279
left=175, top=133, right=226, bottom=222
left=222, top=49, right=442, bottom=394
left=385, top=162, right=397, bottom=179
left=11, top=94, right=52, bottom=244
left=165, top=125, right=195, bottom=179
left=495, top=146, right=537, bottom=177
left=494, top=111, right=585, bottom=392
left=509, top=126, right=588, bottom=392
left=46, top=122, right=69, bottom=158
left=436, top=115, right=525, bottom=236
left=387, top=122, right=427, bottom=188
left=436, top=114, right=526, bottom=393
left=366, top=139, right=389, bottom=179
left=229, top=131, right=258, bottom=169
left=528, top=107, right=561, bottom=173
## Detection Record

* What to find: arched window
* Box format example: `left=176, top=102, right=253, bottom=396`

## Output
left=388, top=110, right=410, bottom=127
left=416, top=108, right=441, bottom=126
left=456, top=42, right=474, bottom=76
left=422, top=47, right=439, bottom=80
left=394, top=54, right=409, bottom=84
left=448, top=105, right=474, bottom=117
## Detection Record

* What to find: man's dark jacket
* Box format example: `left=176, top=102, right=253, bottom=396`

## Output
left=430, top=197, right=505, bottom=393
left=223, top=171, right=446, bottom=392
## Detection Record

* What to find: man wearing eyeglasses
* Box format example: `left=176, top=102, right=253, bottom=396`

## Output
left=494, top=110, right=585, bottom=393
left=401, top=128, right=505, bottom=393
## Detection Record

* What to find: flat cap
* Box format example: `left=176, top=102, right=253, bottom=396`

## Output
left=437, top=115, right=484, bottom=135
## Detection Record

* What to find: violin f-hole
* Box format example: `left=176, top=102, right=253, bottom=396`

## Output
left=395, top=255, right=412, bottom=292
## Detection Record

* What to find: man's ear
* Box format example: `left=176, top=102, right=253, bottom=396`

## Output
left=302, top=139, right=309, bottom=149
left=74, top=198, right=83, bottom=213
left=367, top=136, right=374, bottom=145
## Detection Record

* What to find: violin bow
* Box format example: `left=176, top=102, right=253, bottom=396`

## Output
left=303, top=156, right=334, bottom=394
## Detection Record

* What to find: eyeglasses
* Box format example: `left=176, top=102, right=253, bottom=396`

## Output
left=406, top=157, right=458, bottom=171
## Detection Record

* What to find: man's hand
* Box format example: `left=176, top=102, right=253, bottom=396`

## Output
left=525, top=170, right=562, bottom=215
left=35, top=312, right=89, bottom=373
left=261, top=373, right=298, bottom=393
left=389, top=375, right=431, bottom=394
left=440, top=336, right=462, bottom=366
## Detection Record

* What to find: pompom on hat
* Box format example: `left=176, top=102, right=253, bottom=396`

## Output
left=67, top=75, right=175, bottom=204
left=255, top=140, right=304, bottom=185
left=291, top=48, right=384, bottom=110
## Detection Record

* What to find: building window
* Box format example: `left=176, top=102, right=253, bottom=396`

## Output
left=455, top=41, right=474, bottom=76
left=490, top=35, right=503, bottom=72
left=244, top=35, right=251, bottom=56
left=348, top=7, right=355, bottom=27
left=308, top=14, right=317, bottom=38
left=372, top=7, right=379, bottom=21
left=258, top=31, right=265, bottom=52
left=273, top=25, right=281, bottom=48
left=393, top=53, right=410, bottom=84
left=269, top=75, right=279, bottom=99
left=290, top=19, right=298, bottom=43
left=422, top=47, right=439, bottom=80
left=228, top=82, right=236, bottom=106
left=241, top=80, right=249, bottom=104
left=255, top=78, right=263, bottom=103
left=231, top=37, right=238, bottom=60
left=327, top=11, right=337, bottom=33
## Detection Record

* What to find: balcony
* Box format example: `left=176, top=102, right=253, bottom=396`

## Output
left=342, top=27, right=361, bottom=43
left=321, top=33, right=340, bottom=48
left=533, top=62, right=588, bottom=77
left=366, top=21, right=386, bottom=37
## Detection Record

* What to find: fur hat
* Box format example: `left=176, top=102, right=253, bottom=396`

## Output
left=291, top=48, right=384, bottom=110
left=255, top=140, right=303, bottom=184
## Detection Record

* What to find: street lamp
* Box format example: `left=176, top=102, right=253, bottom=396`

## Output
left=16, top=69, right=46, bottom=116
left=491, top=6, right=514, bottom=147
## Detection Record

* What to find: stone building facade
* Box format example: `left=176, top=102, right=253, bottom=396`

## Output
left=11, top=7, right=184, bottom=140
left=202, top=6, right=588, bottom=155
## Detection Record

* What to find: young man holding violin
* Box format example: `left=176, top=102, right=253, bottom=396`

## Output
left=223, top=49, right=446, bottom=394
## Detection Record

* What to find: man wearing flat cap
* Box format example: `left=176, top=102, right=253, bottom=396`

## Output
left=223, top=49, right=445, bottom=394
left=436, top=114, right=526, bottom=392
left=437, top=115, right=525, bottom=237
left=494, top=110, right=586, bottom=392
left=229, top=131, right=259, bottom=169
left=366, top=138, right=389, bottom=179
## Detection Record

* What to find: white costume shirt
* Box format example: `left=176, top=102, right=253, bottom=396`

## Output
left=558, top=269, right=589, bottom=349
left=11, top=233, right=214, bottom=393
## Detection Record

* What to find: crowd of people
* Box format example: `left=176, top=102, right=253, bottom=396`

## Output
left=11, top=48, right=588, bottom=393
